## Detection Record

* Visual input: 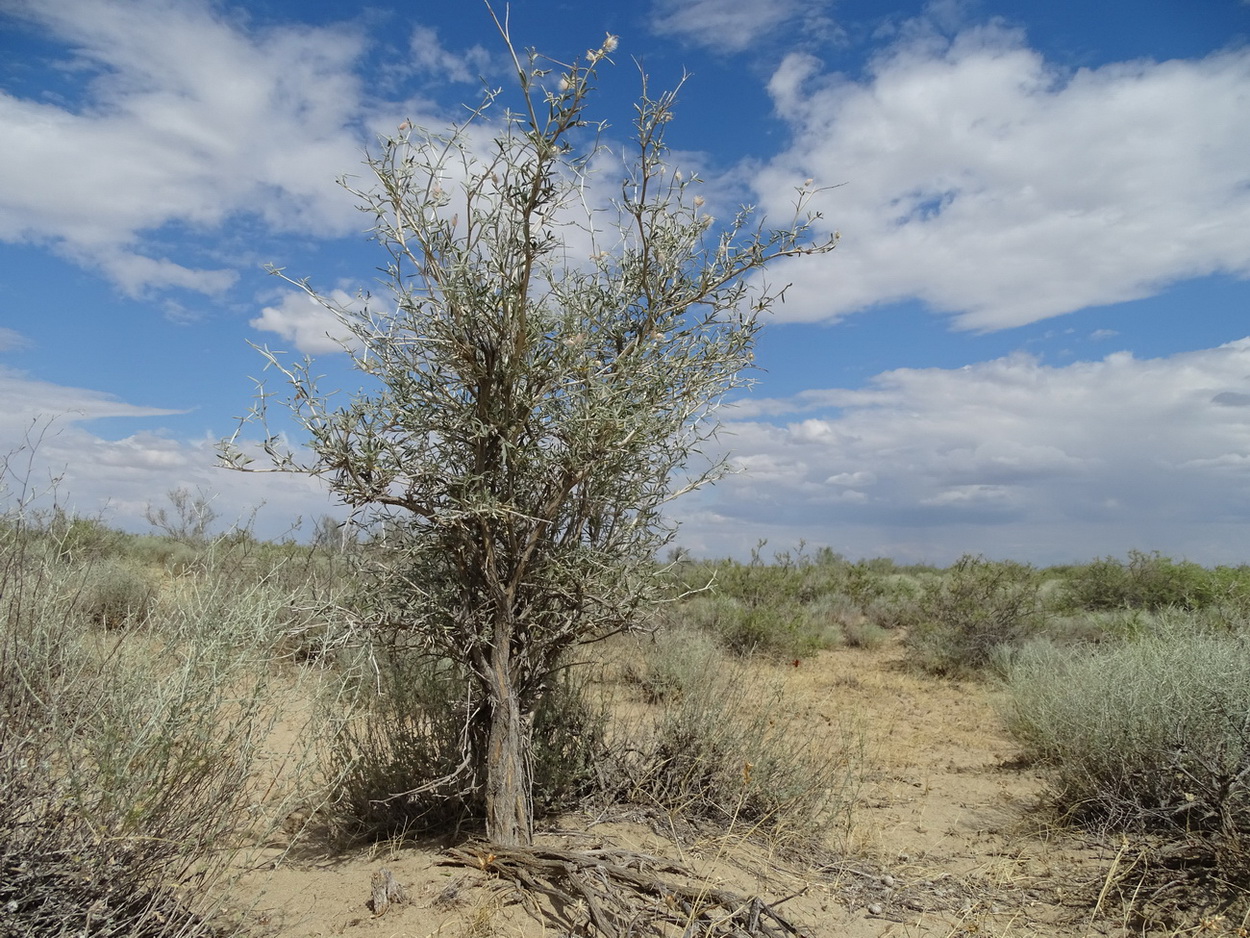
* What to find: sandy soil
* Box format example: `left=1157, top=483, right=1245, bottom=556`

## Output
left=229, top=637, right=1198, bottom=938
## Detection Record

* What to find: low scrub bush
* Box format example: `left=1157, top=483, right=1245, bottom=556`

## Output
left=75, top=557, right=159, bottom=628
left=612, top=649, right=860, bottom=852
left=322, top=647, right=493, bottom=841
left=128, top=534, right=202, bottom=574
left=323, top=642, right=608, bottom=842
left=0, top=513, right=301, bottom=937
left=45, top=511, right=127, bottom=562
left=1062, top=550, right=1222, bottom=611
left=617, top=626, right=723, bottom=704
left=676, top=593, right=840, bottom=659
left=1003, top=618, right=1250, bottom=835
left=840, top=616, right=890, bottom=649
left=903, top=555, right=1046, bottom=675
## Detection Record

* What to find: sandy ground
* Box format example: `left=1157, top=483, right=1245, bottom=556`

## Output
left=229, top=637, right=1207, bottom=938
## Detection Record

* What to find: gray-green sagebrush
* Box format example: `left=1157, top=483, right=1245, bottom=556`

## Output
left=221, top=13, right=837, bottom=846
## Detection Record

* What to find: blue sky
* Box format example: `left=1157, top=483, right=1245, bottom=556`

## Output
left=1, top=0, right=1248, bottom=565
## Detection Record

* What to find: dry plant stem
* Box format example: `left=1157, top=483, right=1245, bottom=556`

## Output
left=1090, top=837, right=1130, bottom=923
left=369, top=868, right=408, bottom=915
left=441, top=844, right=806, bottom=937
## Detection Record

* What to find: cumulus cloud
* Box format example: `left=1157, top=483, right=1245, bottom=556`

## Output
left=250, top=288, right=363, bottom=354
left=650, top=0, right=838, bottom=53
left=755, top=19, right=1250, bottom=330
left=672, top=339, right=1250, bottom=564
left=409, top=25, right=491, bottom=83
left=0, top=0, right=381, bottom=295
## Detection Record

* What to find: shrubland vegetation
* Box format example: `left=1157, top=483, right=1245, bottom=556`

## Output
left=0, top=493, right=343, bottom=937
left=7, top=12, right=1243, bottom=934
left=222, top=17, right=838, bottom=850
left=8, top=450, right=1250, bottom=935
left=0, top=479, right=861, bottom=934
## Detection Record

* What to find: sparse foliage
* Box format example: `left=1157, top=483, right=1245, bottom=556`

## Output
left=0, top=501, right=312, bottom=937
left=222, top=20, right=836, bottom=845
left=143, top=485, right=219, bottom=543
left=903, top=555, right=1046, bottom=675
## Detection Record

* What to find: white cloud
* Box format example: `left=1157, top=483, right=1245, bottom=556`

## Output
left=755, top=21, right=1250, bottom=330
left=0, top=0, right=381, bottom=295
left=0, top=370, right=336, bottom=539
left=672, top=339, right=1250, bottom=564
left=0, top=366, right=184, bottom=433
left=250, top=288, right=362, bottom=354
left=0, top=328, right=31, bottom=352
left=650, top=0, right=837, bottom=53
left=409, top=25, right=491, bottom=84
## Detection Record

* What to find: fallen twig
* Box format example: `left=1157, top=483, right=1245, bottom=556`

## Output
left=440, top=843, right=809, bottom=937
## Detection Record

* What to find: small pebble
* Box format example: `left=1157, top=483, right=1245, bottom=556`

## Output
left=881, top=874, right=896, bottom=887
left=867, top=903, right=883, bottom=916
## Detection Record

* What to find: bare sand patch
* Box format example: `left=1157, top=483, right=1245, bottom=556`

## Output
left=228, top=637, right=1169, bottom=937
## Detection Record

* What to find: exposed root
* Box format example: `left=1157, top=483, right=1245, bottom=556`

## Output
left=441, top=843, right=811, bottom=937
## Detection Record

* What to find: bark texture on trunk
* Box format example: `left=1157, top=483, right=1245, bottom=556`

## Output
left=484, top=640, right=534, bottom=846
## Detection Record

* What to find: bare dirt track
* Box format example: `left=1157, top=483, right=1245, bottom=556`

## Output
left=232, top=637, right=1220, bottom=938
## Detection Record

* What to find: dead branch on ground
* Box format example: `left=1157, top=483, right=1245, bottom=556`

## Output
left=441, top=843, right=810, bottom=937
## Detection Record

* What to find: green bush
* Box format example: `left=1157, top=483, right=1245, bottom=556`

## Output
left=47, top=512, right=127, bottom=562
left=617, top=627, right=724, bottom=704
left=1062, top=550, right=1221, bottom=611
left=903, top=555, right=1046, bottom=675
left=128, top=534, right=202, bottom=574
left=1003, top=618, right=1250, bottom=834
left=709, top=598, right=840, bottom=658
left=840, top=616, right=890, bottom=649
left=612, top=650, right=859, bottom=851
left=862, top=592, right=921, bottom=632
left=530, top=666, right=611, bottom=814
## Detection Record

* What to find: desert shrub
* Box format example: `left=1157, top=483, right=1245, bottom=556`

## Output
left=902, top=555, right=1046, bottom=675
left=862, top=592, right=921, bottom=632
left=323, top=643, right=608, bottom=842
left=612, top=654, right=859, bottom=852
left=840, top=560, right=893, bottom=608
left=74, top=557, right=159, bottom=628
left=128, top=534, right=202, bottom=574
left=672, top=567, right=842, bottom=658
left=840, top=616, right=890, bottom=649
left=669, top=552, right=905, bottom=656
left=705, top=597, right=839, bottom=658
left=617, top=627, right=724, bottom=704
left=690, top=558, right=806, bottom=607
left=44, top=511, right=127, bottom=562
left=713, top=601, right=788, bottom=656
left=320, top=647, right=485, bottom=840
left=1063, top=550, right=1220, bottom=611
left=1035, top=611, right=1129, bottom=648
left=1003, top=619, right=1250, bottom=835
left=0, top=513, right=296, bottom=938
left=530, top=665, right=611, bottom=814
